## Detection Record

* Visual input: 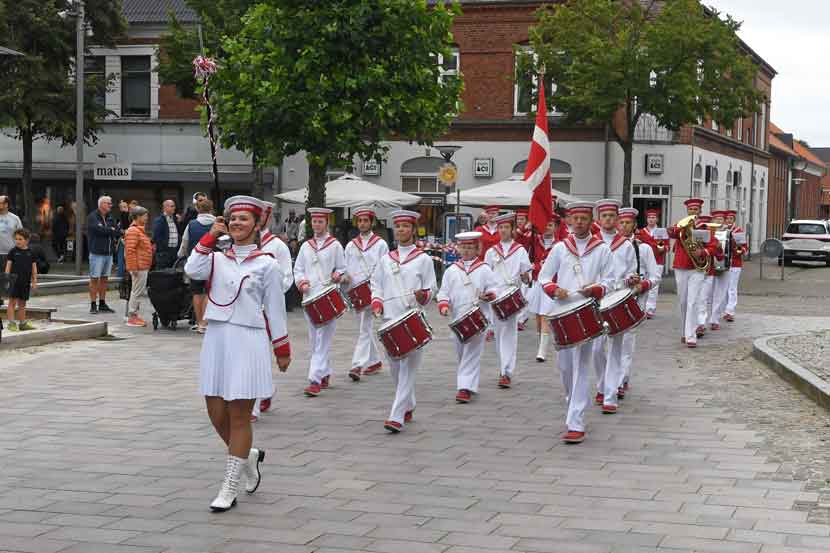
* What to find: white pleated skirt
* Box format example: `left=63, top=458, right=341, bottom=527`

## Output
left=200, top=321, right=273, bottom=400
left=527, top=282, right=557, bottom=316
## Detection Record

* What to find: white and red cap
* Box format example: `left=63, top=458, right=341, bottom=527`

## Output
left=307, top=207, right=333, bottom=220
left=390, top=209, right=420, bottom=225
left=618, top=207, right=638, bottom=221
left=455, top=231, right=482, bottom=245
left=516, top=208, right=529, bottom=217
left=262, top=200, right=275, bottom=222
left=684, top=198, right=704, bottom=209
left=483, top=205, right=501, bottom=215
left=225, top=195, right=266, bottom=217
left=491, top=211, right=516, bottom=225
left=711, top=210, right=728, bottom=219
left=353, top=206, right=376, bottom=219
left=645, top=208, right=660, bottom=217
left=595, top=198, right=621, bottom=215
left=725, top=209, right=737, bottom=217
left=566, top=201, right=595, bottom=216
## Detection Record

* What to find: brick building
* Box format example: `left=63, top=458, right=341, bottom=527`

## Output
left=813, top=148, right=830, bottom=219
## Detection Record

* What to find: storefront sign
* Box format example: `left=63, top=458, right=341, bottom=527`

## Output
left=645, top=154, right=664, bottom=175
left=474, top=158, right=493, bottom=177
left=94, top=162, right=132, bottom=180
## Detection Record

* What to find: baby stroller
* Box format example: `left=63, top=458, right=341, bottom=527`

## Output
left=148, top=257, right=194, bottom=330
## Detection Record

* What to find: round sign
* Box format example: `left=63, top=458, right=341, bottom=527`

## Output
left=761, top=238, right=783, bottom=259
left=438, top=163, right=457, bottom=186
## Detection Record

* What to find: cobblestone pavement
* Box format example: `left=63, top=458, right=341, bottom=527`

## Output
left=769, top=331, right=830, bottom=382
left=1, top=279, right=830, bottom=553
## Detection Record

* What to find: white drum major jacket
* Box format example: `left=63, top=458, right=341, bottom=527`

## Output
left=370, top=244, right=437, bottom=321
left=260, top=230, right=294, bottom=292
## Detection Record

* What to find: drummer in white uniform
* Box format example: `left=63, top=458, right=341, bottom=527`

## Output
left=252, top=201, right=294, bottom=421
left=185, top=195, right=291, bottom=512
left=294, top=207, right=347, bottom=397
left=344, top=206, right=389, bottom=381
left=539, top=201, right=613, bottom=444
left=438, top=232, right=498, bottom=403
left=371, top=210, right=437, bottom=433
left=484, top=212, right=532, bottom=388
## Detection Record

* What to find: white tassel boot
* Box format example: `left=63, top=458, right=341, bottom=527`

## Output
left=536, top=333, right=550, bottom=362
left=242, top=447, right=266, bottom=494
left=210, top=455, right=244, bottom=512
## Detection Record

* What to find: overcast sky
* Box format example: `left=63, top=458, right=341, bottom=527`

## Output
left=705, top=0, right=829, bottom=147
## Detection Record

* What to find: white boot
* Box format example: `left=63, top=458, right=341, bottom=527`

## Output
left=536, top=333, right=550, bottom=362
left=242, top=447, right=265, bottom=494
left=210, top=455, right=244, bottom=512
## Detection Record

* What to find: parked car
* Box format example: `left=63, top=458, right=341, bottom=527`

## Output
left=780, top=219, right=830, bottom=266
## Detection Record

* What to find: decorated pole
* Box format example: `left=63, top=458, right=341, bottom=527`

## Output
left=193, top=56, right=220, bottom=204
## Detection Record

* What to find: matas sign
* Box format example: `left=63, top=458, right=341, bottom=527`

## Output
left=94, top=163, right=132, bottom=181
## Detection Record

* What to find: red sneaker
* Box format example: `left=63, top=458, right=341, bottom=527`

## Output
left=304, top=382, right=321, bottom=397
left=617, top=386, right=626, bottom=400
left=498, top=375, right=512, bottom=389
left=363, top=362, right=382, bottom=375
left=348, top=368, right=361, bottom=382
left=404, top=410, right=414, bottom=423
left=517, top=321, right=526, bottom=332
left=486, top=330, right=495, bottom=342
left=562, top=430, right=585, bottom=444
left=321, top=375, right=330, bottom=389
left=602, top=404, right=617, bottom=414
left=710, top=323, right=721, bottom=331
left=260, top=397, right=272, bottom=412
left=384, top=420, right=402, bottom=433
left=456, top=389, right=472, bottom=403
left=594, top=392, right=604, bottom=405
left=724, top=313, right=735, bottom=322
left=250, top=414, right=258, bottom=423
left=696, top=325, right=705, bottom=338
left=686, top=340, right=697, bottom=349
left=646, top=311, right=655, bottom=319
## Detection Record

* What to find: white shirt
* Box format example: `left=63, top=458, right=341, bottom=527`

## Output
left=344, top=232, right=389, bottom=289
left=484, top=239, right=532, bottom=295
left=538, top=234, right=614, bottom=308
left=0, top=211, right=22, bottom=255
left=599, top=230, right=638, bottom=287
left=371, top=244, right=437, bottom=321
left=293, top=233, right=346, bottom=297
left=260, top=230, right=294, bottom=292
left=437, top=259, right=498, bottom=321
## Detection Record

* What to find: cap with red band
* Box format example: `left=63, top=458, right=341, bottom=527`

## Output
left=353, top=206, right=376, bottom=219
left=711, top=210, right=728, bottom=218
left=595, top=198, right=622, bottom=214
left=455, top=231, right=482, bottom=245
left=225, top=195, right=266, bottom=217
left=566, top=201, right=595, bottom=216
left=491, top=212, right=516, bottom=225
left=646, top=208, right=660, bottom=217
left=685, top=198, right=704, bottom=208
left=308, top=207, right=333, bottom=220
left=390, top=210, right=420, bottom=225
left=483, top=205, right=501, bottom=215
left=516, top=208, right=529, bottom=217
left=618, top=207, right=638, bottom=221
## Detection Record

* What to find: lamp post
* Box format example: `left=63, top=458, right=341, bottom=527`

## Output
left=436, top=145, right=462, bottom=237
left=74, top=0, right=85, bottom=276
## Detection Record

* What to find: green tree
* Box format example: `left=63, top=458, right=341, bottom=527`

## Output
left=208, top=0, right=463, bottom=214
left=0, top=0, right=126, bottom=225
left=526, top=0, right=764, bottom=205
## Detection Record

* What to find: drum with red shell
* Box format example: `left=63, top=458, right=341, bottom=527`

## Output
left=377, top=308, right=433, bottom=359
left=302, top=284, right=348, bottom=326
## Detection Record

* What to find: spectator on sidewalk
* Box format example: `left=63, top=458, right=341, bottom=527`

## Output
left=0, top=195, right=22, bottom=307
left=124, top=206, right=154, bottom=328
left=4, top=228, right=38, bottom=331
left=181, top=192, right=207, bottom=229
left=178, top=198, right=215, bottom=333
left=52, top=206, right=69, bottom=263
left=152, top=199, right=181, bottom=269
left=86, top=195, right=121, bottom=314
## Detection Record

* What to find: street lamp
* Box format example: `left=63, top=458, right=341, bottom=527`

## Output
left=74, top=0, right=85, bottom=275
left=436, top=145, right=462, bottom=236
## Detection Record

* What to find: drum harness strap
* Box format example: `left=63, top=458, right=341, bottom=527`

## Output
left=309, top=238, right=334, bottom=287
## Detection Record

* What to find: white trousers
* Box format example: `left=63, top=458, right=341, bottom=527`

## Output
left=708, top=273, right=730, bottom=325
left=675, top=269, right=705, bottom=341
left=305, top=314, right=337, bottom=383
left=519, top=282, right=530, bottom=324
left=558, top=342, right=593, bottom=432
left=621, top=331, right=636, bottom=385
left=593, top=333, right=625, bottom=406
left=388, top=349, right=421, bottom=424
left=351, top=308, right=381, bottom=369
left=494, top=315, right=519, bottom=377
left=453, top=333, right=484, bottom=392
left=726, top=267, right=742, bottom=315
left=645, top=265, right=664, bottom=313
left=697, top=275, right=713, bottom=327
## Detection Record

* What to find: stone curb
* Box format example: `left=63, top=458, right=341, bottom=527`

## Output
left=752, top=333, right=830, bottom=410
left=32, top=277, right=123, bottom=297
left=0, top=320, right=108, bottom=351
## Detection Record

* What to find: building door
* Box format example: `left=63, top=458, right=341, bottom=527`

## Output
left=632, top=184, right=672, bottom=228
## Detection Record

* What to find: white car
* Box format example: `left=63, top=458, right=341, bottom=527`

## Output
left=781, top=219, right=830, bottom=266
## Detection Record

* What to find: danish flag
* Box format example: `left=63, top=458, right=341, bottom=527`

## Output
left=523, top=80, right=552, bottom=234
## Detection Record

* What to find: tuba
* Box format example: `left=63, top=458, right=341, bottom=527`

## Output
left=676, top=215, right=711, bottom=273
left=712, top=227, right=732, bottom=274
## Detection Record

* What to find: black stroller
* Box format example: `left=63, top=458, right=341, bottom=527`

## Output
left=148, top=258, right=194, bottom=330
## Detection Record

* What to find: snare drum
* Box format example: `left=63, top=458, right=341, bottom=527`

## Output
left=302, top=284, right=348, bottom=326
left=377, top=309, right=433, bottom=359
left=599, top=289, right=645, bottom=336
left=346, top=279, right=372, bottom=311
left=449, top=306, right=489, bottom=343
left=546, top=297, right=605, bottom=350
left=491, top=286, right=527, bottom=321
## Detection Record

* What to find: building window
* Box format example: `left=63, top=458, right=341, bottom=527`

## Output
left=737, top=117, right=743, bottom=143
left=514, top=48, right=559, bottom=116
left=401, top=156, right=455, bottom=194
left=759, top=103, right=767, bottom=150
left=85, top=56, right=106, bottom=109
left=121, top=56, right=151, bottom=117
left=711, top=120, right=719, bottom=132
left=711, top=183, right=718, bottom=209
left=437, top=48, right=460, bottom=85
left=752, top=112, right=759, bottom=146
left=512, top=158, right=572, bottom=194
left=692, top=163, right=703, bottom=198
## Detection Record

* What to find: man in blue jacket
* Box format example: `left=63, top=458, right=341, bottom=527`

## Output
left=86, top=196, right=122, bottom=314
left=152, top=199, right=181, bottom=269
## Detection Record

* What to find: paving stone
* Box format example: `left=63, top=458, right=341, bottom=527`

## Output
left=659, top=536, right=762, bottom=552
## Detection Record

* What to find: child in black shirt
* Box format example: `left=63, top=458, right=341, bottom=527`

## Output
left=4, top=228, right=38, bottom=331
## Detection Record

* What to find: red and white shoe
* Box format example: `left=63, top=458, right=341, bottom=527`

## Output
left=646, top=310, right=655, bottom=319
left=348, top=368, right=362, bottom=382
left=456, top=389, right=472, bottom=403
left=517, top=321, right=526, bottom=332
left=724, top=313, right=735, bottom=322
left=602, top=404, right=618, bottom=415
left=594, top=392, right=604, bottom=405
left=686, top=340, right=698, bottom=348
left=562, top=430, right=586, bottom=444
left=696, top=325, right=706, bottom=338
left=384, top=420, right=402, bottom=433
left=321, top=375, right=330, bottom=389
left=710, top=323, right=721, bottom=331
left=404, top=410, right=414, bottom=423
left=304, top=382, right=321, bottom=397
left=260, top=397, right=272, bottom=412
left=486, top=330, right=495, bottom=342
left=250, top=414, right=258, bottom=423
left=617, top=386, right=626, bottom=400
left=498, top=375, right=512, bottom=389
left=363, top=362, right=382, bottom=375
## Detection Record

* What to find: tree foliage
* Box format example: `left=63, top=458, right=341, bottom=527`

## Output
left=526, top=0, right=764, bottom=205
left=0, top=0, right=126, bottom=224
left=208, top=0, right=464, bottom=210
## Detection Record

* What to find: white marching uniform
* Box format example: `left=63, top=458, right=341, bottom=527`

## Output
left=437, top=259, right=498, bottom=392
left=592, top=231, right=637, bottom=408
left=539, top=235, right=613, bottom=432
left=484, top=240, right=532, bottom=378
left=527, top=237, right=557, bottom=315
left=726, top=266, right=742, bottom=316
left=708, top=270, right=730, bottom=325
left=294, top=234, right=346, bottom=384
left=185, top=236, right=290, bottom=400
left=640, top=226, right=665, bottom=314
left=620, top=240, right=661, bottom=387
left=345, top=233, right=389, bottom=371
left=371, top=244, right=437, bottom=425
left=697, top=274, right=714, bottom=327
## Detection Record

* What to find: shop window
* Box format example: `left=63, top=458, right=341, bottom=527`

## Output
left=121, top=56, right=151, bottom=117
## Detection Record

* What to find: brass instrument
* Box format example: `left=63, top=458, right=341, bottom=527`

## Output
left=712, top=227, right=732, bottom=274
left=676, top=215, right=711, bottom=273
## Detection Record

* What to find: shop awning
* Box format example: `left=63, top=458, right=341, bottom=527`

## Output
left=446, top=175, right=581, bottom=207
left=275, top=174, right=420, bottom=208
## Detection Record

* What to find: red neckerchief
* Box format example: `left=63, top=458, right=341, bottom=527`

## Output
left=494, top=240, right=523, bottom=259
left=351, top=233, right=380, bottom=252
left=308, top=234, right=337, bottom=252
left=453, top=258, right=485, bottom=274
left=610, top=233, right=629, bottom=252
left=562, top=234, right=604, bottom=258
left=389, top=246, right=424, bottom=265
left=261, top=230, right=283, bottom=247
left=477, top=224, right=498, bottom=236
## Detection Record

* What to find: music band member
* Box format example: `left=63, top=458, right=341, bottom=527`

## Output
left=592, top=199, right=637, bottom=414
left=344, top=206, right=389, bottom=381
left=723, top=209, right=744, bottom=322
left=669, top=198, right=707, bottom=348
left=707, top=210, right=731, bottom=330
left=184, top=196, right=291, bottom=512
left=475, top=205, right=501, bottom=261
left=371, top=210, right=437, bottom=433
left=514, top=208, right=532, bottom=331
left=294, top=207, right=347, bottom=397
left=539, top=201, right=613, bottom=444
left=637, top=208, right=667, bottom=318
left=438, top=232, right=498, bottom=403
left=694, top=214, right=719, bottom=338
left=527, top=214, right=560, bottom=362
left=484, top=212, right=532, bottom=388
